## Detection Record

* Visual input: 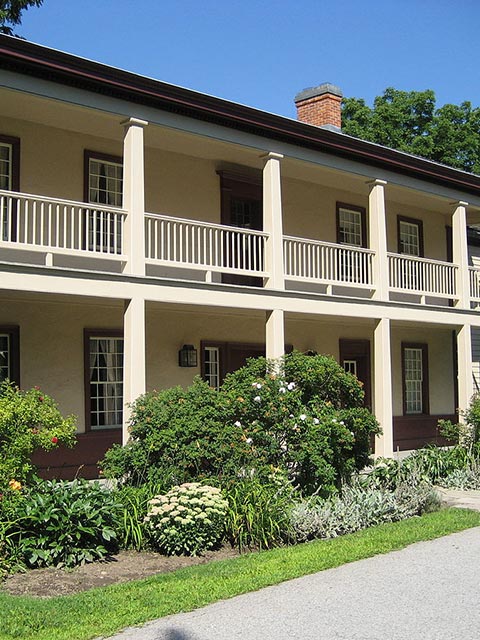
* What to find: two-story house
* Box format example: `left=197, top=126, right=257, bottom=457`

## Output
left=1, top=35, right=480, bottom=479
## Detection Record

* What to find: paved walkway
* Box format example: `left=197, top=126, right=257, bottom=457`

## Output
left=106, top=523, right=480, bottom=640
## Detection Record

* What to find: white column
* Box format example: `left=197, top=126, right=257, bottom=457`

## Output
left=266, top=309, right=285, bottom=370
left=368, top=179, right=389, bottom=301
left=457, top=323, right=473, bottom=418
left=122, top=117, right=148, bottom=276
left=262, top=152, right=284, bottom=290
left=122, top=297, right=146, bottom=445
left=452, top=201, right=470, bottom=309
left=373, top=317, right=394, bottom=457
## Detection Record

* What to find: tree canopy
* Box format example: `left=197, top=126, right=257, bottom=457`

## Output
left=0, top=0, right=43, bottom=36
left=342, top=87, right=480, bottom=175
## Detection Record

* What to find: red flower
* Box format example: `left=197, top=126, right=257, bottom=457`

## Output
left=38, top=396, right=44, bottom=402
left=51, top=436, right=58, bottom=444
left=34, top=385, right=40, bottom=390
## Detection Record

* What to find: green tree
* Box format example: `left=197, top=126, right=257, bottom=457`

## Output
left=0, top=0, right=43, bottom=36
left=342, top=87, right=480, bottom=174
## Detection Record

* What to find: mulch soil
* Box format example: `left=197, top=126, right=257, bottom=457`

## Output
left=2, top=545, right=241, bottom=598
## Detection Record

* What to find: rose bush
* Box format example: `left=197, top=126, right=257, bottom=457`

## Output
left=0, top=381, right=76, bottom=494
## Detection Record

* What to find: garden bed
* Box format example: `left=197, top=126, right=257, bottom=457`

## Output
left=2, top=545, right=241, bottom=598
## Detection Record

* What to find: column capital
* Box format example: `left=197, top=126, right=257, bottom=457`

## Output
left=450, top=200, right=469, bottom=208
left=366, top=178, right=387, bottom=188
left=261, top=151, right=284, bottom=162
left=121, top=117, right=149, bottom=129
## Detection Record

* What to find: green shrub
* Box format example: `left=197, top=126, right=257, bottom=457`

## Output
left=144, top=483, right=228, bottom=556
left=289, top=477, right=440, bottom=542
left=223, top=476, right=295, bottom=550
left=101, top=352, right=379, bottom=496
left=0, top=381, right=76, bottom=492
left=11, top=479, right=122, bottom=568
left=101, top=379, right=245, bottom=485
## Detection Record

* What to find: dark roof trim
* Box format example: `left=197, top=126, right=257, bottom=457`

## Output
left=2, top=35, right=480, bottom=197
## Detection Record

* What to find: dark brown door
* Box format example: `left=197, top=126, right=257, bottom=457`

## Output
left=339, top=339, right=371, bottom=408
left=218, top=171, right=263, bottom=286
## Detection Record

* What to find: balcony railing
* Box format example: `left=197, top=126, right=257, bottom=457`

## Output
left=145, top=213, right=268, bottom=277
left=388, top=253, right=457, bottom=300
left=1, top=190, right=477, bottom=308
left=284, top=236, right=374, bottom=288
left=470, top=267, right=480, bottom=304
left=0, top=190, right=127, bottom=259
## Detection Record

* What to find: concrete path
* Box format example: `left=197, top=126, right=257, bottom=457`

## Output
left=106, top=525, right=480, bottom=640
left=437, top=487, right=480, bottom=511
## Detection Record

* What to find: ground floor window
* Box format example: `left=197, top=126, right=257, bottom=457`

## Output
left=85, top=330, right=123, bottom=430
left=402, top=343, right=429, bottom=415
left=203, top=346, right=221, bottom=390
left=0, top=326, right=19, bottom=385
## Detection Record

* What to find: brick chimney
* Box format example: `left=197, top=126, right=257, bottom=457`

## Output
left=294, top=83, right=343, bottom=131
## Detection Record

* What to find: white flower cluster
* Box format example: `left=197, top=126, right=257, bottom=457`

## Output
left=144, top=482, right=228, bottom=555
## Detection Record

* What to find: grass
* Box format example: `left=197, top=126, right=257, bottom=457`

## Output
left=1, top=508, right=479, bottom=640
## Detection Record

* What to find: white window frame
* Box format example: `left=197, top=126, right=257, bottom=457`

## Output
left=338, top=207, right=363, bottom=247
left=403, top=344, right=428, bottom=415
left=398, top=218, right=423, bottom=257
left=204, top=346, right=221, bottom=390
left=87, top=334, right=124, bottom=430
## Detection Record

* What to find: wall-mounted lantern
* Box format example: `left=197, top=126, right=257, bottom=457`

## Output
left=178, top=344, right=198, bottom=367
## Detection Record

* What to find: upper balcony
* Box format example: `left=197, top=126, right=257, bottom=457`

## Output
left=1, top=188, right=477, bottom=309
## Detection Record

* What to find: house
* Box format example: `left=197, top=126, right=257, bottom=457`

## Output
left=1, top=35, right=480, bottom=479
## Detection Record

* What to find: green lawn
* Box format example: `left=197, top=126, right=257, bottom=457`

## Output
left=1, top=508, right=479, bottom=640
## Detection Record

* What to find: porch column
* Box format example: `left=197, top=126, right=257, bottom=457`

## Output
left=266, top=309, right=285, bottom=370
left=457, top=323, right=474, bottom=418
left=373, top=317, right=394, bottom=457
left=452, top=201, right=470, bottom=309
left=262, top=152, right=285, bottom=290
left=122, top=117, right=148, bottom=276
left=368, top=179, right=389, bottom=301
left=122, top=297, right=146, bottom=445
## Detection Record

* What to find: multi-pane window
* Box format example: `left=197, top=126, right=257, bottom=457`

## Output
left=337, top=207, right=364, bottom=247
left=0, top=333, right=10, bottom=383
left=343, top=359, right=357, bottom=377
left=1, top=141, right=14, bottom=241
left=0, top=327, right=19, bottom=385
left=88, top=336, right=123, bottom=429
left=231, top=198, right=261, bottom=229
left=85, top=152, right=123, bottom=253
left=398, top=218, right=422, bottom=256
left=204, top=346, right=221, bottom=389
left=403, top=344, right=428, bottom=415
left=88, top=158, right=123, bottom=207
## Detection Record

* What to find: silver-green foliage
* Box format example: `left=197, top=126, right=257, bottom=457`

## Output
left=289, top=478, right=440, bottom=542
left=144, top=483, right=228, bottom=556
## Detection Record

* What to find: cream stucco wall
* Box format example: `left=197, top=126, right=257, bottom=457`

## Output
left=391, top=325, right=455, bottom=415
left=2, top=293, right=456, bottom=437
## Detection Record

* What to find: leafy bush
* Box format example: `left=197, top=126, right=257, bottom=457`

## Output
left=101, top=379, right=245, bottom=486
left=290, top=477, right=440, bottom=542
left=102, top=352, right=379, bottom=496
left=438, top=461, right=480, bottom=490
left=144, top=483, right=228, bottom=556
left=0, top=381, right=76, bottom=492
left=10, top=479, right=122, bottom=568
left=223, top=476, right=295, bottom=551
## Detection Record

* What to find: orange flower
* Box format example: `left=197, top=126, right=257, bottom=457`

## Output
left=8, top=479, right=22, bottom=491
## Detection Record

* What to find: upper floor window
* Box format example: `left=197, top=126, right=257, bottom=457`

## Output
left=84, top=151, right=123, bottom=253
left=85, top=151, right=123, bottom=207
left=336, top=203, right=366, bottom=248
left=0, top=135, right=20, bottom=242
left=0, top=326, right=20, bottom=386
left=402, top=343, right=429, bottom=415
left=398, top=216, right=424, bottom=257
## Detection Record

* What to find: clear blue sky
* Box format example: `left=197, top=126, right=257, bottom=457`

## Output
left=18, top=0, right=480, bottom=119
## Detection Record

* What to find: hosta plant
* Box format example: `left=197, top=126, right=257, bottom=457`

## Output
left=144, top=483, right=228, bottom=556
